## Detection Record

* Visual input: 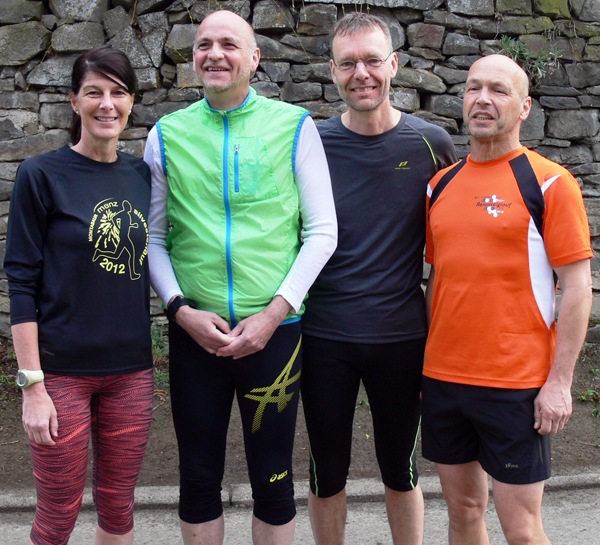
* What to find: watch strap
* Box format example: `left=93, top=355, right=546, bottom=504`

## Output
left=16, top=369, right=45, bottom=388
left=165, top=296, right=197, bottom=322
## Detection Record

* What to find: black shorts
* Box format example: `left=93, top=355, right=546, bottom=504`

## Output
left=169, top=320, right=302, bottom=526
left=301, top=335, right=425, bottom=497
left=421, top=376, right=551, bottom=485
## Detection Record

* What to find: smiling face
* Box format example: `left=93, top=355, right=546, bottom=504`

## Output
left=193, top=10, right=260, bottom=110
left=463, top=54, right=531, bottom=159
left=331, top=27, right=397, bottom=114
left=70, top=71, right=133, bottom=149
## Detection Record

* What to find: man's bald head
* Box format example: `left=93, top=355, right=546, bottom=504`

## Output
left=196, top=10, right=257, bottom=51
left=469, top=54, right=530, bottom=100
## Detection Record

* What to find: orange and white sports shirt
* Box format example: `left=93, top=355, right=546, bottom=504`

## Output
left=425, top=147, right=592, bottom=389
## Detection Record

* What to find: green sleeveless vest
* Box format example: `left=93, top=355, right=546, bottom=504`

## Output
left=157, top=88, right=309, bottom=325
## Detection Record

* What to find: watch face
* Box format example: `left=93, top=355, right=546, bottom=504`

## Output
left=16, top=370, right=28, bottom=388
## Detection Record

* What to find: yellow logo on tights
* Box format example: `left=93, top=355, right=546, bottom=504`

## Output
left=244, top=337, right=302, bottom=434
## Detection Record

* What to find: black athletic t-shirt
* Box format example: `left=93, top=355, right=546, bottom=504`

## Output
left=302, top=114, right=457, bottom=343
left=5, top=145, right=152, bottom=375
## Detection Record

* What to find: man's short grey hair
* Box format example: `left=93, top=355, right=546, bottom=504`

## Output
left=330, top=12, right=393, bottom=52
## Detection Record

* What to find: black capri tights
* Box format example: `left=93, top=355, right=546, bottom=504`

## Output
left=169, top=320, right=302, bottom=526
left=301, top=335, right=425, bottom=497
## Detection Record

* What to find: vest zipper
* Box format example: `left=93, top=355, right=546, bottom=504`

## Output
left=221, top=112, right=237, bottom=326
left=234, top=143, right=240, bottom=193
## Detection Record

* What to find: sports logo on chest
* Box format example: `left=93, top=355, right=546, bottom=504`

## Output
left=475, top=194, right=513, bottom=218
left=88, top=198, right=149, bottom=281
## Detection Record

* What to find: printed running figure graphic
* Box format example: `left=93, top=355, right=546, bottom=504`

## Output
left=93, top=200, right=141, bottom=280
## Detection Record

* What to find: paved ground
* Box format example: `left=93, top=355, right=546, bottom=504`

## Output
left=2, top=474, right=600, bottom=544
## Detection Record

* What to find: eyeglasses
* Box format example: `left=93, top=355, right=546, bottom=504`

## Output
left=332, top=51, right=394, bottom=72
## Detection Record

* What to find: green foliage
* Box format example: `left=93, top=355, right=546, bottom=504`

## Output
left=355, top=398, right=371, bottom=414
left=151, top=319, right=170, bottom=388
left=576, top=344, right=600, bottom=419
left=498, top=35, right=562, bottom=85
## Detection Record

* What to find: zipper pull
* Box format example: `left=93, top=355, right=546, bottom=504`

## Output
left=234, top=144, right=240, bottom=193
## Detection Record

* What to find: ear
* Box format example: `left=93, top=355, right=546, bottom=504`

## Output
left=519, top=95, right=532, bottom=121
left=330, top=58, right=338, bottom=85
left=390, top=51, right=399, bottom=79
left=70, top=92, right=78, bottom=113
left=251, top=47, right=261, bottom=72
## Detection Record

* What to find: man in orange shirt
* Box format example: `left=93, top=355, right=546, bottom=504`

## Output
left=423, top=54, right=593, bottom=545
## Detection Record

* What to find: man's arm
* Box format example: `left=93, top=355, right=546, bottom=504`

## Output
left=534, top=258, right=592, bottom=435
left=144, top=128, right=232, bottom=353
left=216, top=116, right=337, bottom=359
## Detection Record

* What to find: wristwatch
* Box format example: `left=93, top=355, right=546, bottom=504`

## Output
left=16, top=369, right=45, bottom=389
left=165, top=296, right=197, bottom=323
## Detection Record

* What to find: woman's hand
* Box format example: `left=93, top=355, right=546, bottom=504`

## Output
left=22, top=382, right=58, bottom=446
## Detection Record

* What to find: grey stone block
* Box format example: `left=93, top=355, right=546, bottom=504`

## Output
left=521, top=99, right=545, bottom=141
left=1, top=0, right=45, bottom=24
left=253, top=0, right=294, bottom=32
left=109, top=27, right=153, bottom=69
left=579, top=0, right=600, bottom=22
left=280, top=82, right=322, bottom=103
left=497, top=0, right=533, bottom=14
left=0, top=92, right=39, bottom=112
left=547, top=109, right=600, bottom=139
left=51, top=22, right=106, bottom=53
left=0, top=130, right=70, bottom=162
left=260, top=62, right=291, bottom=83
left=407, top=23, right=445, bottom=49
left=116, top=138, right=145, bottom=158
left=447, top=0, right=494, bottom=16
left=49, top=0, right=109, bottom=23
left=443, top=33, right=480, bottom=56
left=297, top=101, right=347, bottom=119
left=425, top=94, right=463, bottom=119
left=536, top=144, right=594, bottom=164
left=280, top=35, right=329, bottom=56
left=133, top=102, right=193, bottom=126
left=176, top=63, right=200, bottom=89
left=141, top=30, right=167, bottom=69
left=0, top=22, right=51, bottom=66
left=165, top=24, right=198, bottom=64
left=0, top=163, right=19, bottom=182
left=251, top=81, right=280, bottom=98
left=135, top=0, right=173, bottom=16
left=433, top=65, right=468, bottom=84
left=297, top=4, right=337, bottom=36
left=390, top=87, right=420, bottom=112
left=40, top=102, right=73, bottom=129
left=135, top=67, right=160, bottom=91
left=393, top=68, right=446, bottom=93
left=27, top=54, right=78, bottom=88
left=412, top=110, right=459, bottom=133
left=323, top=84, right=340, bottom=103
left=539, top=96, right=581, bottom=109
left=138, top=12, right=169, bottom=34
left=102, top=6, right=130, bottom=38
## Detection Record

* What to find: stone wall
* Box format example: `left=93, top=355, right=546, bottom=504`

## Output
left=1, top=0, right=600, bottom=339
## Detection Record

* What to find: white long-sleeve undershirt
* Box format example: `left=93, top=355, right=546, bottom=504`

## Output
left=144, top=114, right=337, bottom=314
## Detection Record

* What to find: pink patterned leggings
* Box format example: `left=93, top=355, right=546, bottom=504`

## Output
left=29, top=368, right=153, bottom=545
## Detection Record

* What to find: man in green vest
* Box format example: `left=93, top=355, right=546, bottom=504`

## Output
left=144, top=10, right=337, bottom=545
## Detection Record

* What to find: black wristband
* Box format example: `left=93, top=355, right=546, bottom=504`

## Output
left=165, top=296, right=197, bottom=322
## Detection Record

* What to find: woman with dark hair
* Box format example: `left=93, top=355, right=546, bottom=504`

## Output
left=4, top=45, right=153, bottom=545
